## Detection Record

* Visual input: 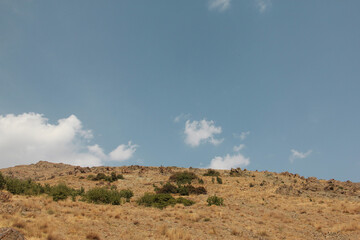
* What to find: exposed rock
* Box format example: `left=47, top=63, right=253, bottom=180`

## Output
left=0, top=227, right=26, bottom=240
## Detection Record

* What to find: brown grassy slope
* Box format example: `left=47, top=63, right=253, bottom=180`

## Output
left=0, top=161, right=359, bottom=240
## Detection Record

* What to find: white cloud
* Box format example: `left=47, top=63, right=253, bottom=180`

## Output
left=233, top=144, right=245, bottom=152
left=184, top=119, right=223, bottom=147
left=209, top=153, right=250, bottom=170
left=0, top=113, right=138, bottom=168
left=174, top=113, right=191, bottom=123
left=208, top=0, right=231, bottom=12
left=109, top=141, right=138, bottom=162
left=256, top=0, right=271, bottom=13
left=233, top=131, right=250, bottom=140
left=289, top=149, right=312, bottom=163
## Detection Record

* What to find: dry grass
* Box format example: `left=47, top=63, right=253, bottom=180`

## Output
left=0, top=162, right=359, bottom=240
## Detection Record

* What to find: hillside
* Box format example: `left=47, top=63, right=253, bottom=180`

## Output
left=0, top=161, right=359, bottom=240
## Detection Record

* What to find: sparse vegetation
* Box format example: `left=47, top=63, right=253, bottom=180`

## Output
left=82, top=187, right=133, bottom=205
left=87, top=172, right=124, bottom=182
left=137, top=193, right=194, bottom=209
left=1, top=162, right=359, bottom=240
left=169, top=171, right=197, bottom=184
left=0, top=172, right=5, bottom=189
left=216, top=176, right=223, bottom=184
left=5, top=178, right=45, bottom=195
left=207, top=195, right=224, bottom=206
left=203, top=169, right=220, bottom=177
left=49, top=183, right=79, bottom=201
left=155, top=182, right=207, bottom=196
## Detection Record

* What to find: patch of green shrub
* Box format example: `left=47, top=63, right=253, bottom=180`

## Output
left=49, top=183, right=78, bottom=201
left=177, top=185, right=207, bottom=196
left=176, top=197, right=195, bottom=206
left=88, top=172, right=124, bottom=182
left=0, top=172, right=6, bottom=190
left=203, top=169, right=220, bottom=177
left=119, top=189, right=134, bottom=202
left=82, top=187, right=133, bottom=205
left=155, top=182, right=178, bottom=194
left=137, top=193, right=194, bottom=209
left=5, top=178, right=44, bottom=196
left=216, top=176, right=223, bottom=184
left=155, top=182, right=207, bottom=196
left=198, top=178, right=204, bottom=184
left=207, top=195, right=224, bottom=206
left=169, top=171, right=197, bottom=184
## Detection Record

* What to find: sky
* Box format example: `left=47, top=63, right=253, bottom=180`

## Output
left=0, top=0, right=359, bottom=181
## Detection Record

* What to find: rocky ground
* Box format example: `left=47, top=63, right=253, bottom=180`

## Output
left=0, top=161, right=359, bottom=240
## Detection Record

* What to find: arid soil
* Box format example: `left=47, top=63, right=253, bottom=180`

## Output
left=1, top=161, right=359, bottom=240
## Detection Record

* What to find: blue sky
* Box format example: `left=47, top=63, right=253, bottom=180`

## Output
left=0, top=0, right=359, bottom=181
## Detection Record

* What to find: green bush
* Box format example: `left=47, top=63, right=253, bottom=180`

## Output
left=0, top=172, right=6, bottom=190
left=176, top=197, right=195, bottom=206
left=216, top=176, right=223, bottom=184
left=89, top=172, right=124, bottom=182
left=203, top=169, right=220, bottom=177
left=155, top=182, right=207, bottom=196
left=198, top=178, right=204, bottom=184
left=50, top=183, right=77, bottom=201
left=207, top=195, right=224, bottom=206
left=137, top=193, right=194, bottom=209
left=83, top=187, right=133, bottom=205
left=119, top=189, right=134, bottom=202
left=155, top=182, right=178, bottom=194
left=169, top=171, right=197, bottom=184
left=137, top=193, right=176, bottom=209
left=177, top=185, right=207, bottom=196
left=5, top=178, right=44, bottom=196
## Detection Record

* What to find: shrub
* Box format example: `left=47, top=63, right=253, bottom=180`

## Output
left=178, top=185, right=207, bottom=196
left=137, top=193, right=194, bottom=209
left=83, top=187, right=133, bottom=205
left=119, top=189, right=134, bottom=202
left=156, top=182, right=207, bottom=196
left=207, top=195, right=224, bottom=206
left=216, top=176, right=223, bottom=184
left=155, top=182, right=178, bottom=194
left=137, top=193, right=176, bottom=209
left=0, top=172, right=6, bottom=190
left=198, top=178, right=204, bottom=184
left=50, top=183, right=77, bottom=201
left=89, top=172, right=124, bottom=182
left=169, top=171, right=197, bottom=184
left=5, top=178, right=44, bottom=196
left=176, top=197, right=195, bottom=206
left=203, top=169, right=220, bottom=177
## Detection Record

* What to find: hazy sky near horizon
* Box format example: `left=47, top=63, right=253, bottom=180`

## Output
left=1, top=0, right=359, bottom=181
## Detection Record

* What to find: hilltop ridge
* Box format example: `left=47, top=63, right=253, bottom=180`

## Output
left=0, top=161, right=359, bottom=239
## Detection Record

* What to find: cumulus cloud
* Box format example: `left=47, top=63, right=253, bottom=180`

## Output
left=208, top=0, right=231, bottom=12
left=233, top=144, right=245, bottom=152
left=233, top=131, right=250, bottom=141
left=109, top=141, right=138, bottom=162
left=0, top=113, right=138, bottom=168
left=209, top=153, right=250, bottom=170
left=256, top=0, right=271, bottom=13
left=184, top=119, right=223, bottom=147
left=289, top=149, right=312, bottom=163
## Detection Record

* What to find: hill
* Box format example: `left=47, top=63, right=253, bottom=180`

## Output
left=0, top=161, right=359, bottom=240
